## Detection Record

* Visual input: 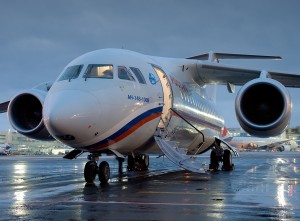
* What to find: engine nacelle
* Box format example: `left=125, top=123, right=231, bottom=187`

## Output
left=278, top=145, right=291, bottom=152
left=8, top=86, right=54, bottom=141
left=235, top=77, right=291, bottom=137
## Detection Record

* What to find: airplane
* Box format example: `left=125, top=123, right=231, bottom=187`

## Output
left=220, top=127, right=297, bottom=151
left=225, top=135, right=297, bottom=152
left=0, top=141, right=11, bottom=155
left=0, top=146, right=9, bottom=155
left=1, top=48, right=300, bottom=183
left=0, top=129, right=12, bottom=155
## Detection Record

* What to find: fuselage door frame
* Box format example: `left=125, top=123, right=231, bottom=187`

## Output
left=151, top=65, right=173, bottom=128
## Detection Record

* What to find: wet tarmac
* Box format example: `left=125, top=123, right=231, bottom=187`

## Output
left=0, top=152, right=299, bottom=220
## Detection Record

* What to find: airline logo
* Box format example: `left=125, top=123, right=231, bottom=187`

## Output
left=149, top=73, right=157, bottom=85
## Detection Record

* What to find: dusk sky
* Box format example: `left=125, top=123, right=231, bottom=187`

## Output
left=1, top=0, right=300, bottom=131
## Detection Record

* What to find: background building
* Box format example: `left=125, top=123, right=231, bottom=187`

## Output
left=0, top=130, right=71, bottom=155
left=1, top=126, right=299, bottom=155
left=228, top=126, right=300, bottom=151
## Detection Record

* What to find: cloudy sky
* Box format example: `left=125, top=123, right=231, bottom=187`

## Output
left=1, top=0, right=300, bottom=131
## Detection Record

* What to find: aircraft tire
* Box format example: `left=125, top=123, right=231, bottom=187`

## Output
left=84, top=161, right=97, bottom=183
left=98, top=161, right=110, bottom=184
left=222, top=149, right=234, bottom=171
left=135, top=154, right=149, bottom=171
left=127, top=155, right=135, bottom=171
left=209, top=150, right=219, bottom=171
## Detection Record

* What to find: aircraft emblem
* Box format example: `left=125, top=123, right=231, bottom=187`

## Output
left=149, top=73, right=157, bottom=85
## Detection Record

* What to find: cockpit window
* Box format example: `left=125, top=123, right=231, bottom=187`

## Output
left=58, top=65, right=83, bottom=81
left=130, top=67, right=146, bottom=84
left=118, top=66, right=135, bottom=81
left=83, top=64, right=113, bottom=79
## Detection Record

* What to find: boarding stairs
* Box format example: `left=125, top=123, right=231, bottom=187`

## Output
left=154, top=108, right=207, bottom=173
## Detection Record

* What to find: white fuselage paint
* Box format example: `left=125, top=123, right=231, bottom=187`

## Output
left=43, top=49, right=225, bottom=155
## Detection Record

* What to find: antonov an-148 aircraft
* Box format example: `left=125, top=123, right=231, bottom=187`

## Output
left=1, top=48, right=300, bottom=183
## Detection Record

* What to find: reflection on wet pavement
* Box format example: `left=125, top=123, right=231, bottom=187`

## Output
left=0, top=152, right=299, bottom=220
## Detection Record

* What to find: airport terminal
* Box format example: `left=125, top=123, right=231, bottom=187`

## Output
left=228, top=126, right=300, bottom=151
left=0, top=126, right=299, bottom=155
left=0, top=129, right=71, bottom=155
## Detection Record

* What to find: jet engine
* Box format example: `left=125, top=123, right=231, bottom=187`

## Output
left=278, top=145, right=291, bottom=152
left=8, top=83, right=54, bottom=141
left=235, top=77, right=291, bottom=137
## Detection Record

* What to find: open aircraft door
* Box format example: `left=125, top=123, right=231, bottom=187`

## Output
left=152, top=66, right=206, bottom=173
left=151, top=65, right=173, bottom=128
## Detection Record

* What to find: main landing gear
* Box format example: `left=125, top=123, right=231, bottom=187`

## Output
left=209, top=142, right=234, bottom=171
left=127, top=154, right=149, bottom=171
left=222, top=149, right=234, bottom=171
left=84, top=154, right=110, bottom=184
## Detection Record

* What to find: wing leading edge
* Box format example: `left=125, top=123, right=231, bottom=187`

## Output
left=194, top=63, right=300, bottom=88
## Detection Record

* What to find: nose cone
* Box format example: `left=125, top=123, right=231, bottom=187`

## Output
left=43, top=90, right=101, bottom=147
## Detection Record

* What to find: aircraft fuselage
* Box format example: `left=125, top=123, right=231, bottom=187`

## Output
left=43, top=49, right=224, bottom=155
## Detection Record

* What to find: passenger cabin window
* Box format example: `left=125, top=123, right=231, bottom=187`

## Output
left=130, top=67, right=146, bottom=84
left=84, top=64, right=113, bottom=79
left=58, top=65, right=83, bottom=81
left=118, top=66, right=135, bottom=81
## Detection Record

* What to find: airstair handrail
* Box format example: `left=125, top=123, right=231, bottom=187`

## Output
left=169, top=108, right=205, bottom=144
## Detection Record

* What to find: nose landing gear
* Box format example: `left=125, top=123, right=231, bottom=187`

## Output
left=98, top=161, right=110, bottom=183
left=84, top=154, right=110, bottom=184
left=84, top=153, right=150, bottom=184
left=84, top=161, right=98, bottom=183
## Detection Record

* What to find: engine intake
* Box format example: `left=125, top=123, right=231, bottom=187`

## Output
left=235, top=78, right=291, bottom=137
left=8, top=89, right=54, bottom=141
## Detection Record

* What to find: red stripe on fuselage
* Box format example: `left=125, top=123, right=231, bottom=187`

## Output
left=89, top=112, right=161, bottom=151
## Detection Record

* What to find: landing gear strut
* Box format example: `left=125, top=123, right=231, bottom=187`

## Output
left=117, top=157, right=124, bottom=174
left=84, top=154, right=110, bottom=184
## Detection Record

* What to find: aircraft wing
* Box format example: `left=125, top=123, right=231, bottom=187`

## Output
left=187, top=52, right=300, bottom=87
left=257, top=139, right=290, bottom=150
left=0, top=101, right=9, bottom=113
left=194, top=62, right=300, bottom=88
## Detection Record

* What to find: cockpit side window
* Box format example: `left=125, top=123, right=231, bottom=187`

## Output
left=83, top=64, right=113, bottom=79
left=118, top=66, right=135, bottom=81
left=58, top=65, right=83, bottom=81
left=130, top=67, right=146, bottom=84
